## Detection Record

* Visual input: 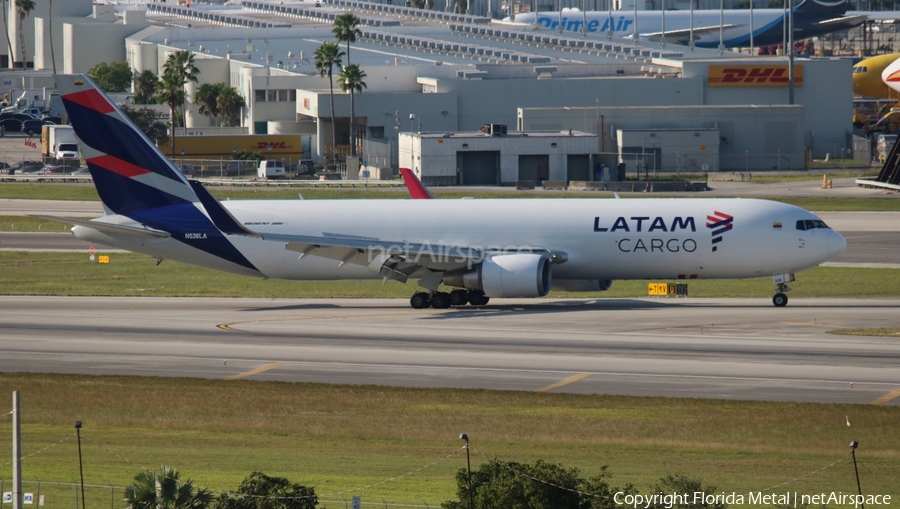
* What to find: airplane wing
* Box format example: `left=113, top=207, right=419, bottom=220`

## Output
left=643, top=24, right=742, bottom=43
left=806, top=14, right=867, bottom=31
left=260, top=231, right=487, bottom=284
left=259, top=230, right=566, bottom=285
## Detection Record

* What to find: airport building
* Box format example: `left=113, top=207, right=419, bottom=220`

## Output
left=1, top=0, right=857, bottom=179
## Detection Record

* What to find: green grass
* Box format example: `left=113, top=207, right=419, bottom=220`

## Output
left=0, top=374, right=897, bottom=508
left=0, top=216, right=76, bottom=232
left=2, top=182, right=900, bottom=217
left=806, top=159, right=871, bottom=169
left=747, top=169, right=879, bottom=184
left=0, top=252, right=897, bottom=299
left=829, top=328, right=900, bottom=337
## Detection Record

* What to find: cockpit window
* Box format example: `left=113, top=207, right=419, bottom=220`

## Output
left=796, top=219, right=831, bottom=230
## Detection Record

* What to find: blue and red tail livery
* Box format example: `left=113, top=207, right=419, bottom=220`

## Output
left=55, top=74, right=258, bottom=273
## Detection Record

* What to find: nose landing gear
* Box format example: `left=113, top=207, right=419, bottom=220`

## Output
left=771, top=273, right=795, bottom=307
left=772, top=291, right=789, bottom=307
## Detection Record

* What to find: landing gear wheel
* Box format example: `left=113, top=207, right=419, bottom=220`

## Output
left=772, top=293, right=788, bottom=307
left=449, top=289, right=469, bottom=306
left=467, top=290, right=490, bottom=306
left=431, top=291, right=451, bottom=309
left=410, top=292, right=431, bottom=309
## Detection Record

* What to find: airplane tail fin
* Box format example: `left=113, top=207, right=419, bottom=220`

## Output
left=399, top=167, right=435, bottom=199
left=55, top=75, right=200, bottom=218
left=56, top=74, right=260, bottom=273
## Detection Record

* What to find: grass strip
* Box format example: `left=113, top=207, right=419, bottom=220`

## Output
left=0, top=373, right=897, bottom=507
left=0, top=252, right=898, bottom=298
left=828, top=328, right=900, bottom=337
left=2, top=183, right=900, bottom=211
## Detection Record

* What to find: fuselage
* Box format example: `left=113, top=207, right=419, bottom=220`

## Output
left=853, top=53, right=900, bottom=99
left=74, top=198, right=845, bottom=284
left=506, top=3, right=856, bottom=48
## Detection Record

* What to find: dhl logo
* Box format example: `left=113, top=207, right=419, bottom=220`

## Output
left=708, top=65, right=803, bottom=87
left=256, top=142, right=292, bottom=149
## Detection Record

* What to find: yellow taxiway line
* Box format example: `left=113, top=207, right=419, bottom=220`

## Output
left=226, top=362, right=286, bottom=380
left=536, top=373, right=592, bottom=393
left=869, top=387, right=900, bottom=405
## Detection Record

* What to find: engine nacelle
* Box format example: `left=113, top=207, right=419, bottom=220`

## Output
left=444, top=253, right=551, bottom=298
left=551, top=279, right=613, bottom=292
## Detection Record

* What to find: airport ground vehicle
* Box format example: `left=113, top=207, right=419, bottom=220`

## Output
left=41, top=125, right=80, bottom=161
left=45, top=75, right=848, bottom=309
left=864, top=109, right=900, bottom=135
left=22, top=118, right=55, bottom=136
left=257, top=160, right=286, bottom=179
left=0, top=118, right=22, bottom=132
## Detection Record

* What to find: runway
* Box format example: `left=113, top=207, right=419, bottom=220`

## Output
left=1, top=296, right=898, bottom=405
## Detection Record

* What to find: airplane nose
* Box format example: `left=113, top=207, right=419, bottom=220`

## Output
left=828, top=230, right=847, bottom=259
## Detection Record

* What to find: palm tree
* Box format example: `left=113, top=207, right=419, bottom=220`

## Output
left=123, top=466, right=213, bottom=509
left=332, top=13, right=360, bottom=66
left=163, top=50, right=200, bottom=135
left=15, top=0, right=34, bottom=69
left=193, top=83, right=222, bottom=126
left=48, top=0, right=55, bottom=74
left=134, top=69, right=158, bottom=105
left=216, top=86, right=244, bottom=127
left=313, top=42, right=343, bottom=163
left=2, top=0, right=14, bottom=68
left=156, top=70, right=186, bottom=158
left=338, top=64, right=366, bottom=158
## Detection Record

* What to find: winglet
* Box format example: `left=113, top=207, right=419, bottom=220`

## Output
left=399, top=168, right=434, bottom=199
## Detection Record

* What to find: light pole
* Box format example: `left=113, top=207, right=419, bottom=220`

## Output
left=850, top=441, right=865, bottom=509
left=459, top=433, right=473, bottom=509
left=75, top=422, right=85, bottom=509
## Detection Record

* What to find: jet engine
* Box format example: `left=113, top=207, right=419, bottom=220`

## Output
left=443, top=253, right=551, bottom=298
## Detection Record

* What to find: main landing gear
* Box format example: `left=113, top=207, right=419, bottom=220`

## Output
left=409, top=290, right=490, bottom=309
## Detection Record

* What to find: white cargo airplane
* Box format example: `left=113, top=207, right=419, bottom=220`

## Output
left=505, top=0, right=865, bottom=49
left=44, top=75, right=845, bottom=309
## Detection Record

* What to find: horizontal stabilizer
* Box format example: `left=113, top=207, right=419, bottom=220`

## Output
left=31, top=215, right=171, bottom=238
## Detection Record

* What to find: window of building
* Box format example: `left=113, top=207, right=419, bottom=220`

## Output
left=267, top=90, right=277, bottom=102
left=278, top=89, right=288, bottom=101
left=254, top=90, right=266, bottom=102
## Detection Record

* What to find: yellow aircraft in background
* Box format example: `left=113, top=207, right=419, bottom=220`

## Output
left=853, top=53, right=900, bottom=99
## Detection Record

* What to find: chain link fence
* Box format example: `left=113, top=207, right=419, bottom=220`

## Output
left=0, top=481, right=440, bottom=509
left=0, top=479, right=123, bottom=509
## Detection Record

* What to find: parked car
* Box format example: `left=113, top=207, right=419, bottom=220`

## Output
left=298, top=159, right=316, bottom=177
left=36, top=165, right=62, bottom=175
left=0, top=117, right=23, bottom=132
left=70, top=167, right=90, bottom=176
left=0, top=112, right=35, bottom=122
left=7, top=160, right=43, bottom=174
left=15, top=107, right=45, bottom=118
left=176, top=164, right=197, bottom=177
left=21, top=118, right=55, bottom=136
